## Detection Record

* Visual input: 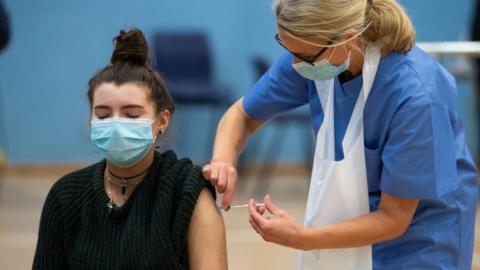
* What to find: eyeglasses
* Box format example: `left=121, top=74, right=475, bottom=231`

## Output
left=275, top=34, right=331, bottom=66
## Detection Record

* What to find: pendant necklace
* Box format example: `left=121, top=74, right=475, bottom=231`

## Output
left=106, top=166, right=150, bottom=197
left=105, top=165, right=150, bottom=211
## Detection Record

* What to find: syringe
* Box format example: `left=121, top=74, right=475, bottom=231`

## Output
left=217, top=203, right=265, bottom=210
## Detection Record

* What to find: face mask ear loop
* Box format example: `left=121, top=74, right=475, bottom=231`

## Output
left=151, top=110, right=167, bottom=139
left=149, top=110, right=167, bottom=135
left=344, top=45, right=352, bottom=63
left=326, top=46, right=337, bottom=62
left=150, top=111, right=164, bottom=124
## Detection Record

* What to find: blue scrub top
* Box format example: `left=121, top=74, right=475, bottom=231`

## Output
left=243, top=47, right=478, bottom=269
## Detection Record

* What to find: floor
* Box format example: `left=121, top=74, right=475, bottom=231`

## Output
left=0, top=167, right=478, bottom=270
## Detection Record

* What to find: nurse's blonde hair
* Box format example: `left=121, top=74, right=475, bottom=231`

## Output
left=273, top=0, right=415, bottom=54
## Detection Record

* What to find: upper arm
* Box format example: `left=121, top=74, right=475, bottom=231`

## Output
left=378, top=192, right=418, bottom=236
left=242, top=53, right=309, bottom=122
left=234, top=98, right=263, bottom=134
left=187, top=189, right=227, bottom=270
left=380, top=99, right=457, bottom=199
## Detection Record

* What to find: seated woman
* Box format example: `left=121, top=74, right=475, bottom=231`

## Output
left=32, top=28, right=227, bottom=270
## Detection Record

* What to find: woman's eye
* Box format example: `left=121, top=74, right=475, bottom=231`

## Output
left=97, top=115, right=111, bottom=120
left=126, top=114, right=140, bottom=119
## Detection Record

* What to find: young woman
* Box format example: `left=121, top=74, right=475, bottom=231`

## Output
left=33, top=28, right=227, bottom=270
left=203, top=0, right=478, bottom=269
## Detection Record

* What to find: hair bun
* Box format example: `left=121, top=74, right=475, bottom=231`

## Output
left=111, top=28, right=149, bottom=66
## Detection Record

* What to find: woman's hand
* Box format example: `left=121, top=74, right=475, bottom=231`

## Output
left=248, top=195, right=309, bottom=250
left=202, top=161, right=238, bottom=210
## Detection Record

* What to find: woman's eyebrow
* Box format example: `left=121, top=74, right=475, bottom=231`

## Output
left=121, top=104, right=145, bottom=109
left=93, top=105, right=111, bottom=110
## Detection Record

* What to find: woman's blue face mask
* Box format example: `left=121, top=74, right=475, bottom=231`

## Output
left=292, top=47, right=351, bottom=81
left=90, top=116, right=158, bottom=168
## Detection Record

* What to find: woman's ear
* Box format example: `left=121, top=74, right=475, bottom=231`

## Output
left=155, top=110, right=171, bottom=135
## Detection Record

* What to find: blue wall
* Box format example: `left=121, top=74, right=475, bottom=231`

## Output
left=0, top=0, right=477, bottom=164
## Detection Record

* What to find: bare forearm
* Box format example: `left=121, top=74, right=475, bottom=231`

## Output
left=212, top=98, right=261, bottom=165
left=303, top=210, right=405, bottom=250
left=302, top=194, right=418, bottom=250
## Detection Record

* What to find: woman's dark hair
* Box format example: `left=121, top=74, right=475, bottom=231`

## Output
left=87, top=28, right=175, bottom=116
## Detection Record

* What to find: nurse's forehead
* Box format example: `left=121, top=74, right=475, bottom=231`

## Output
left=93, top=82, right=150, bottom=104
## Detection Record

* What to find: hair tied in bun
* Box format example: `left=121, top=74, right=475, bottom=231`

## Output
left=110, top=28, right=149, bottom=66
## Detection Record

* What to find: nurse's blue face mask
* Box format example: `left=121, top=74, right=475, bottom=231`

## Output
left=90, top=115, right=160, bottom=168
left=275, top=33, right=350, bottom=81
left=292, top=46, right=351, bottom=81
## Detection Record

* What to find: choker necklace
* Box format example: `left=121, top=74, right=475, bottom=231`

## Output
left=106, top=174, right=140, bottom=213
left=106, top=165, right=151, bottom=196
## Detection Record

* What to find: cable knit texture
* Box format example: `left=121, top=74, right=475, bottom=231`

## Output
left=32, top=150, right=215, bottom=270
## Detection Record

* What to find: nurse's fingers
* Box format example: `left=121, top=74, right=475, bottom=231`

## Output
left=264, top=194, right=282, bottom=215
left=209, top=164, right=219, bottom=185
left=216, top=167, right=228, bottom=193
left=201, top=164, right=211, bottom=180
left=249, top=217, right=264, bottom=237
left=221, top=168, right=237, bottom=209
left=249, top=198, right=268, bottom=227
left=256, top=206, right=266, bottom=215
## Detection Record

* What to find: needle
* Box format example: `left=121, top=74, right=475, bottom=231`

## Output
left=217, top=203, right=265, bottom=210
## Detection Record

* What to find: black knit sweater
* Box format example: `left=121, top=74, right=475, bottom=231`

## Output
left=32, top=150, right=215, bottom=270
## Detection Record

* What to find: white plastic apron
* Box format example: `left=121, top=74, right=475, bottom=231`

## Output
left=296, top=42, right=382, bottom=270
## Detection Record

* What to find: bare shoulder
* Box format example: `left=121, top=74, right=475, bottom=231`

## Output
left=188, top=189, right=228, bottom=270
left=191, top=189, right=223, bottom=228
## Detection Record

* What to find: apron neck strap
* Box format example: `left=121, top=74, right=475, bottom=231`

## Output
left=360, top=41, right=382, bottom=101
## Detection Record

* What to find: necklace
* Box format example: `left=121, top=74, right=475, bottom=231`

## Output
left=106, top=165, right=150, bottom=196
left=106, top=176, right=115, bottom=213
left=104, top=165, right=150, bottom=212
left=106, top=174, right=139, bottom=199
left=105, top=173, right=139, bottom=214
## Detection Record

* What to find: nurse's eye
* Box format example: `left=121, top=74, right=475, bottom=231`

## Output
left=301, top=54, right=318, bottom=61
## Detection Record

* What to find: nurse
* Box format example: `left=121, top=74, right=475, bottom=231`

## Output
left=203, top=0, right=478, bottom=269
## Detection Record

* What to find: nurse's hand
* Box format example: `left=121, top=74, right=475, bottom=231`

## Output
left=248, top=195, right=308, bottom=250
left=202, top=161, right=238, bottom=210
